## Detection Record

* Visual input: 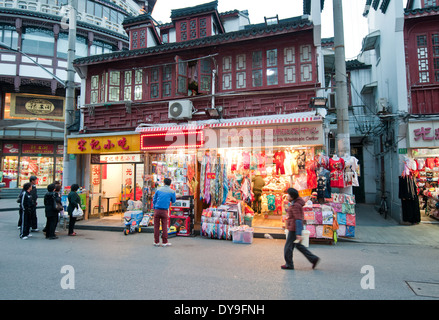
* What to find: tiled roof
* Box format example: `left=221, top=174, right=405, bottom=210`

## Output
left=404, top=5, right=439, bottom=16
left=74, top=17, right=312, bottom=66
left=346, top=59, right=371, bottom=70
left=170, top=0, right=218, bottom=19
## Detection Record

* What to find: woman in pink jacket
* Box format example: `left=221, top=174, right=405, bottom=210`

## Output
left=282, top=188, right=320, bottom=270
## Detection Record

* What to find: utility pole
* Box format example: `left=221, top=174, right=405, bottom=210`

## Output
left=62, top=0, right=77, bottom=191
left=333, top=0, right=351, bottom=193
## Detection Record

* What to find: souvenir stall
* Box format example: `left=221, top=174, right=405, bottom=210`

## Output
left=399, top=152, right=431, bottom=222
left=405, top=121, right=439, bottom=222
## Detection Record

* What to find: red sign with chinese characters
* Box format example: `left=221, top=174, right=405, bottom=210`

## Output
left=22, top=143, right=54, bottom=154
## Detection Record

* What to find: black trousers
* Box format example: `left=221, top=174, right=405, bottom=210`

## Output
left=68, top=216, right=77, bottom=235
left=20, top=210, right=31, bottom=238
left=252, top=191, right=262, bottom=214
left=284, top=230, right=318, bottom=268
left=30, top=205, right=38, bottom=229
left=45, top=216, right=58, bottom=238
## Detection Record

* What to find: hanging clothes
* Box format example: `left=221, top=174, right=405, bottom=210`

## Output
left=329, top=157, right=345, bottom=188
left=343, top=156, right=360, bottom=187
left=305, top=157, right=318, bottom=189
left=398, top=176, right=421, bottom=224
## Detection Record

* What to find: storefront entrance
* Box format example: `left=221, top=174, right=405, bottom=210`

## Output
left=89, top=154, right=144, bottom=218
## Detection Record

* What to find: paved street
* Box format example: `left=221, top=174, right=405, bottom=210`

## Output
left=1, top=202, right=439, bottom=303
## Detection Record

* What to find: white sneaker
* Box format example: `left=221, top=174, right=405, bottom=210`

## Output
left=153, top=242, right=160, bottom=247
left=162, top=243, right=172, bottom=247
left=21, top=236, right=28, bottom=240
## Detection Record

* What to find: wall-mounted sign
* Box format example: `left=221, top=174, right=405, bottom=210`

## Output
left=216, top=123, right=324, bottom=148
left=10, top=93, right=65, bottom=120
left=408, top=121, right=439, bottom=148
left=140, top=129, right=204, bottom=151
left=68, top=134, right=140, bottom=154
left=22, top=143, right=55, bottom=154
left=91, top=154, right=143, bottom=164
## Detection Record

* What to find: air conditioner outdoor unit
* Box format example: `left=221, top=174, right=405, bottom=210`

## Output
left=378, top=98, right=388, bottom=113
left=168, top=100, right=193, bottom=120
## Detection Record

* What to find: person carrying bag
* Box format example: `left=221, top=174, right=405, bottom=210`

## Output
left=67, top=184, right=82, bottom=236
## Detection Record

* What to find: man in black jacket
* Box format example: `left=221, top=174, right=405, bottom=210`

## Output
left=29, top=176, right=39, bottom=232
left=19, top=183, right=33, bottom=239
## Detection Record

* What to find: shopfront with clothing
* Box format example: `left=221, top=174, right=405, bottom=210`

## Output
left=403, top=120, right=439, bottom=223
left=133, top=112, right=361, bottom=241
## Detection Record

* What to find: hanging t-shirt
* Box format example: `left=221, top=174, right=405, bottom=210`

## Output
left=273, top=151, right=286, bottom=175
left=329, top=157, right=345, bottom=188
left=305, top=158, right=317, bottom=189
left=267, top=194, right=276, bottom=211
left=343, top=156, right=360, bottom=187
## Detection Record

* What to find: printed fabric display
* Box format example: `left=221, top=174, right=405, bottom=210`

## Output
left=201, top=205, right=239, bottom=240
left=329, top=192, right=356, bottom=238
left=302, top=202, right=338, bottom=241
left=199, top=154, right=229, bottom=206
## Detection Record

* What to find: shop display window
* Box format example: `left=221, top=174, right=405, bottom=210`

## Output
left=2, top=156, right=18, bottom=188
left=19, top=156, right=54, bottom=187
left=55, top=157, right=63, bottom=183
left=150, top=152, right=197, bottom=197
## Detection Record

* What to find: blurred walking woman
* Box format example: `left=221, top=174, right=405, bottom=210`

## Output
left=67, top=184, right=81, bottom=236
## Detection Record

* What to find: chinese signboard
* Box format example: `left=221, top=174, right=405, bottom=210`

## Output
left=216, top=123, right=324, bottom=148
left=22, top=143, right=55, bottom=154
left=408, top=121, right=439, bottom=148
left=10, top=93, right=65, bottom=120
left=68, top=134, right=140, bottom=154
left=140, top=129, right=204, bottom=151
left=91, top=154, right=143, bottom=164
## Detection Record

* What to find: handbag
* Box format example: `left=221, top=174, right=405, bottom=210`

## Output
left=72, top=204, right=83, bottom=217
left=54, top=196, right=63, bottom=212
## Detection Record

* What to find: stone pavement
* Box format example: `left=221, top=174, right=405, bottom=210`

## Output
left=2, top=198, right=438, bottom=247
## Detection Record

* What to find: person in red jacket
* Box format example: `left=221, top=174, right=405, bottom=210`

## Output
left=282, top=188, right=320, bottom=270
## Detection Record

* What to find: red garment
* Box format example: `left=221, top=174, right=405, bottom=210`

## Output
left=305, top=159, right=317, bottom=189
left=285, top=197, right=305, bottom=232
left=426, top=158, right=435, bottom=169
left=329, top=157, right=345, bottom=188
left=273, top=151, right=286, bottom=175
left=242, top=152, right=250, bottom=170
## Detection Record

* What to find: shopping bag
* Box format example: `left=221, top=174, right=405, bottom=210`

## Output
left=72, top=204, right=83, bottom=217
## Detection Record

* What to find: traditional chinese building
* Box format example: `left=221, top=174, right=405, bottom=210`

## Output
left=360, top=0, right=439, bottom=222
left=70, top=0, right=327, bottom=224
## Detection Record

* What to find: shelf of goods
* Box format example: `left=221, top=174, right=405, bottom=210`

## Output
left=303, top=192, right=356, bottom=242
left=201, top=202, right=241, bottom=240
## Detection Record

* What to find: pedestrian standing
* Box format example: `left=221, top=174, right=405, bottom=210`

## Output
left=67, top=184, right=81, bottom=236
left=152, top=178, right=176, bottom=247
left=54, top=181, right=62, bottom=230
left=29, top=176, right=39, bottom=232
left=43, top=184, right=59, bottom=240
left=282, top=188, right=320, bottom=270
left=19, top=182, right=33, bottom=240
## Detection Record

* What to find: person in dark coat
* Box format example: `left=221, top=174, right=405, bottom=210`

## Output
left=18, top=182, right=33, bottom=239
left=282, top=188, right=320, bottom=270
left=29, top=176, right=39, bottom=232
left=67, top=184, right=81, bottom=236
left=43, top=184, right=59, bottom=240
